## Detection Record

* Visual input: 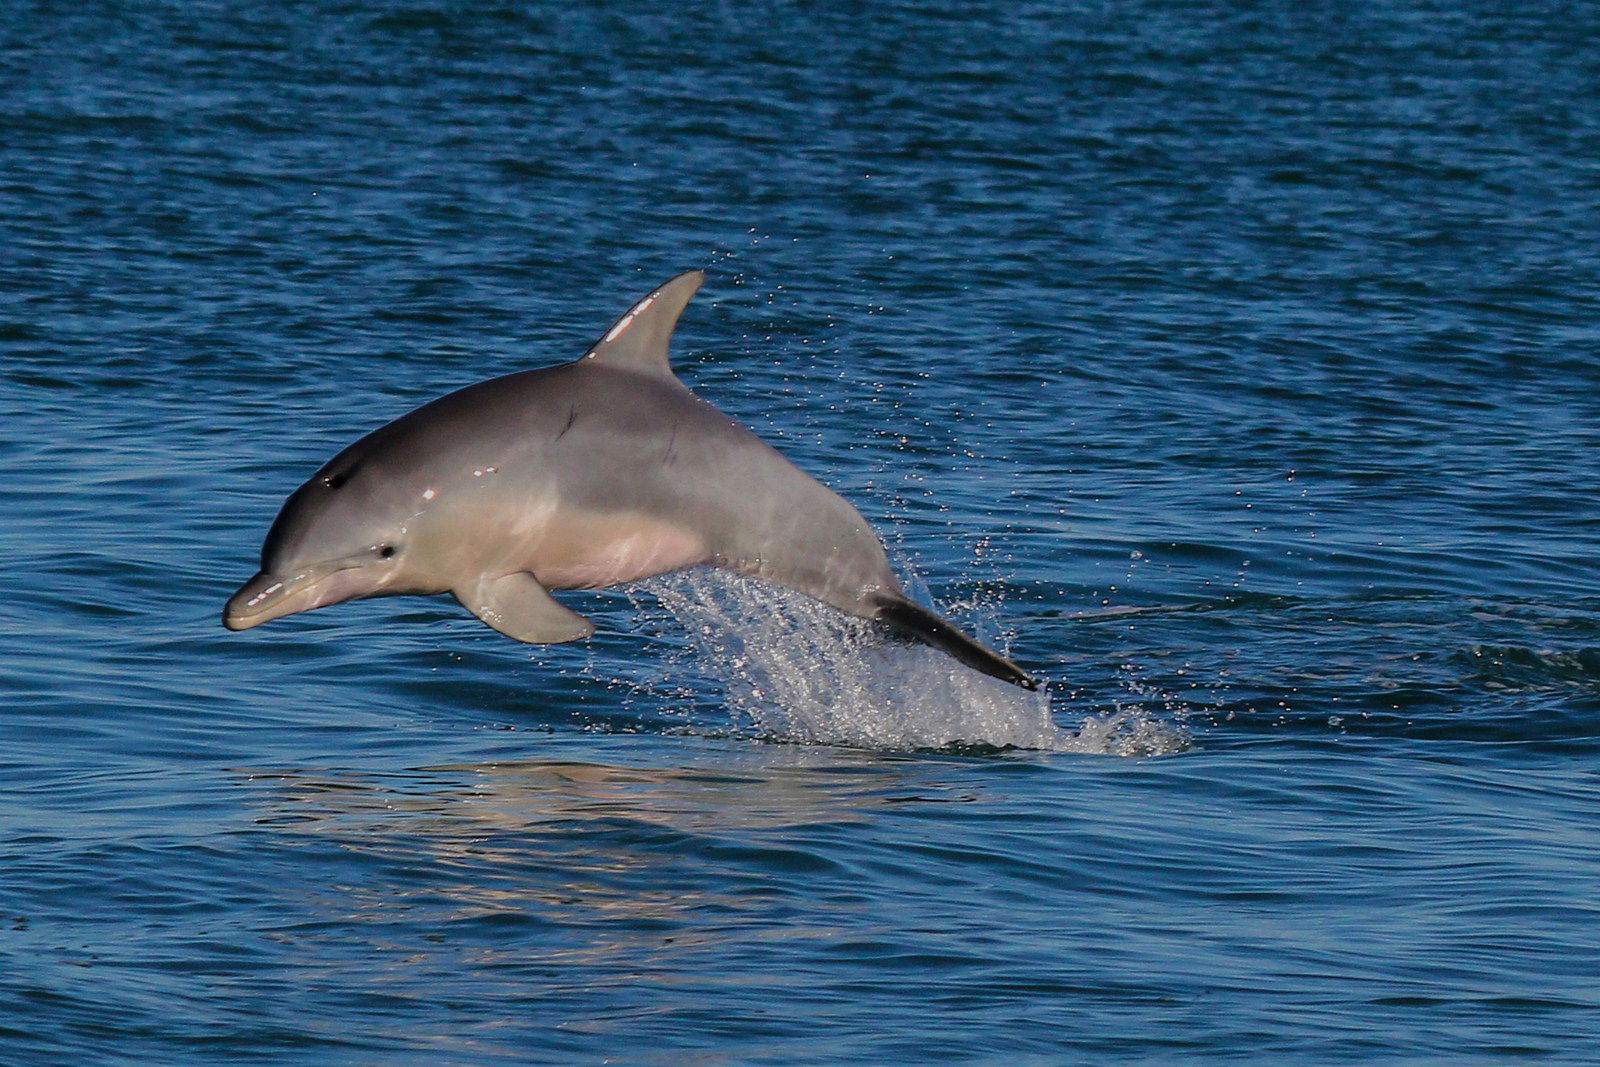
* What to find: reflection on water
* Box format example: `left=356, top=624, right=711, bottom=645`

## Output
left=238, top=753, right=978, bottom=968
left=247, top=754, right=918, bottom=834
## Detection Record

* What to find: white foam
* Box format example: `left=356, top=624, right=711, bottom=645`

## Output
left=629, top=570, right=1188, bottom=756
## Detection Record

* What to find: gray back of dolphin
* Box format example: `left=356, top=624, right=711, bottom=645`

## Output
left=224, top=271, right=1038, bottom=690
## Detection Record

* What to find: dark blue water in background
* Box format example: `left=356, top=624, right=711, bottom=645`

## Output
left=5, top=0, right=1600, bottom=1061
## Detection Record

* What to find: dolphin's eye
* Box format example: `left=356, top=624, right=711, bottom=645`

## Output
left=323, top=472, right=349, bottom=490
left=378, top=545, right=396, bottom=559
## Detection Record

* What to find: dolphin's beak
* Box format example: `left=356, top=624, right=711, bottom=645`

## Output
left=224, top=570, right=323, bottom=630
left=223, top=556, right=376, bottom=631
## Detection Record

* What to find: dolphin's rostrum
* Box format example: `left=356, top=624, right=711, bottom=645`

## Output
left=224, top=272, right=1039, bottom=690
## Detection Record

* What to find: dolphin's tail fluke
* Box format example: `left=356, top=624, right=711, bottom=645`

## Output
left=871, top=593, right=1040, bottom=691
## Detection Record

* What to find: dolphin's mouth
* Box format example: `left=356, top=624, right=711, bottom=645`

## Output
left=223, top=555, right=374, bottom=631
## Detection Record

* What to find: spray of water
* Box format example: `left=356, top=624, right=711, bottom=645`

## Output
left=628, top=570, right=1187, bottom=756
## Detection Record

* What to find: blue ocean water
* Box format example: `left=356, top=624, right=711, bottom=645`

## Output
left=5, top=0, right=1600, bottom=1061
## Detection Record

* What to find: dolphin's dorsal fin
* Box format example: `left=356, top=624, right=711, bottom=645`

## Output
left=581, top=270, right=704, bottom=377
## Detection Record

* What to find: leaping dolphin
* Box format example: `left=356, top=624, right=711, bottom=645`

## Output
left=223, top=271, right=1039, bottom=690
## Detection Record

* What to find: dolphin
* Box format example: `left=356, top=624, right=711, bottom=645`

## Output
left=223, top=271, right=1038, bottom=690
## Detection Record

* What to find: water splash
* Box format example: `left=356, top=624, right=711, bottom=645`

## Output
left=632, top=570, right=1187, bottom=756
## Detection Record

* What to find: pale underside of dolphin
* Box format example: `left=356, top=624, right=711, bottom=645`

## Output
left=223, top=271, right=1039, bottom=690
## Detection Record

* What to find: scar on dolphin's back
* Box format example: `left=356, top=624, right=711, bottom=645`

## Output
left=553, top=406, right=578, bottom=442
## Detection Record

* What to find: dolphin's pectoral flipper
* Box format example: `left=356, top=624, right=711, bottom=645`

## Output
left=871, top=593, right=1040, bottom=691
left=454, top=573, right=596, bottom=644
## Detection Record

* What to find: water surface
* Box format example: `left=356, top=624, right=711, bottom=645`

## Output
left=4, top=0, right=1600, bottom=1061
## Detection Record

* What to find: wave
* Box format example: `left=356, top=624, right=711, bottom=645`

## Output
left=1459, top=644, right=1600, bottom=690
